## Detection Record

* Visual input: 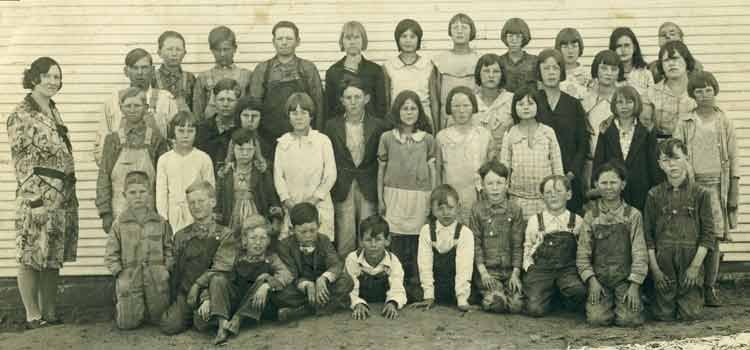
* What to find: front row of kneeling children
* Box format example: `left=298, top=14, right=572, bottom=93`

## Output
left=106, top=137, right=713, bottom=344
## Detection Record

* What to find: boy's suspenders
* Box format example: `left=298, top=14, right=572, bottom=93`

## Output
left=567, top=212, right=576, bottom=231
left=535, top=212, right=576, bottom=233
left=428, top=221, right=463, bottom=243
left=536, top=213, right=545, bottom=232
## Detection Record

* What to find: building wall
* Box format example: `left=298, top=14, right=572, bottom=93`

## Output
left=0, top=0, right=748, bottom=276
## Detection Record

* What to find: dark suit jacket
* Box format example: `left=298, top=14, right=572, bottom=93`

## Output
left=593, top=120, right=660, bottom=211
left=277, top=234, right=342, bottom=285
left=324, top=113, right=391, bottom=203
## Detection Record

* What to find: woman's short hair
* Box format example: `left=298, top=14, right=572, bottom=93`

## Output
left=590, top=50, right=626, bottom=82
left=233, top=96, right=264, bottom=127
left=158, top=30, right=186, bottom=50
left=510, top=86, right=541, bottom=124
left=610, top=85, right=643, bottom=119
left=339, top=21, right=368, bottom=51
left=555, top=28, right=584, bottom=57
left=536, top=48, right=567, bottom=82
left=394, top=19, right=423, bottom=51
left=209, top=25, right=237, bottom=49
left=168, top=110, right=199, bottom=139
left=273, top=21, right=300, bottom=40
left=445, top=86, right=478, bottom=115
left=500, top=18, right=531, bottom=48
left=23, top=57, right=62, bottom=90
left=124, top=48, right=153, bottom=67
left=656, top=41, right=696, bottom=77
left=474, top=53, right=506, bottom=88
left=448, top=13, right=476, bottom=41
left=687, top=71, right=720, bottom=99
left=389, top=90, right=432, bottom=134
left=285, top=92, right=316, bottom=117
left=212, top=78, right=241, bottom=97
left=118, top=87, right=147, bottom=104
left=608, top=27, right=647, bottom=69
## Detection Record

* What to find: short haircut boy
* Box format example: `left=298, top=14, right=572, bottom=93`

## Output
left=687, top=71, right=720, bottom=99
left=125, top=48, right=152, bottom=67
left=657, top=137, right=688, bottom=159
left=272, top=20, right=300, bottom=39
left=394, top=19, right=423, bottom=51
left=290, top=202, right=319, bottom=226
left=339, top=76, right=368, bottom=98
left=232, top=96, right=264, bottom=126
left=590, top=50, right=626, bottom=82
left=610, top=85, right=643, bottom=117
left=478, top=159, right=510, bottom=181
left=592, top=161, right=628, bottom=184
left=212, top=78, right=241, bottom=97
left=538, top=174, right=572, bottom=194
left=445, top=86, right=478, bottom=115
left=359, top=215, right=390, bottom=240
left=555, top=28, right=584, bottom=56
left=124, top=170, right=151, bottom=191
left=242, top=214, right=271, bottom=235
left=158, top=30, right=186, bottom=50
left=168, top=110, right=199, bottom=139
left=431, top=184, right=460, bottom=207
left=448, top=13, right=476, bottom=41
left=510, top=86, right=541, bottom=124
left=185, top=179, right=216, bottom=198
left=231, top=127, right=258, bottom=146
left=500, top=18, right=531, bottom=47
left=339, top=21, right=368, bottom=51
left=118, top=87, right=147, bottom=104
left=657, top=41, right=696, bottom=77
left=536, top=49, right=567, bottom=82
left=209, top=25, right=237, bottom=49
left=474, top=53, right=506, bottom=87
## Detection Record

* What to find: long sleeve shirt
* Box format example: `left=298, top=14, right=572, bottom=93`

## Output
left=155, top=149, right=215, bottom=233
left=417, top=221, right=474, bottom=306
left=277, top=234, right=343, bottom=291
left=576, top=201, right=648, bottom=285
left=273, top=130, right=337, bottom=203
left=105, top=208, right=174, bottom=277
left=501, top=124, right=564, bottom=200
left=344, top=250, right=407, bottom=310
left=192, top=64, right=252, bottom=121
left=643, top=179, right=715, bottom=250
left=523, top=210, right=583, bottom=271
left=470, top=198, right=526, bottom=272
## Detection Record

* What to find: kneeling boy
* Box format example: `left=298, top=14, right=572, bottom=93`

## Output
left=523, top=175, right=586, bottom=316
left=471, top=160, right=525, bottom=313
left=413, top=184, right=475, bottom=312
left=645, top=138, right=714, bottom=321
left=275, top=203, right=352, bottom=320
left=345, top=215, right=406, bottom=320
left=105, top=171, right=174, bottom=329
left=577, top=162, right=647, bottom=326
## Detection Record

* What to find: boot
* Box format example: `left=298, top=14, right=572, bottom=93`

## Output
left=277, top=305, right=312, bottom=322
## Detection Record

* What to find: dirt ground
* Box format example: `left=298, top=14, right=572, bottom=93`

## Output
left=2, top=285, right=749, bottom=350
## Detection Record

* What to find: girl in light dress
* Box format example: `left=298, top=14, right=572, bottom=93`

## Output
left=474, top=53, right=515, bottom=155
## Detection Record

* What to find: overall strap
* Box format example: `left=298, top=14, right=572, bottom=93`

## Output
left=429, top=220, right=437, bottom=242
left=453, top=223, right=462, bottom=240
left=262, top=58, right=274, bottom=92
left=149, top=88, right=159, bottom=113
left=623, top=204, right=632, bottom=218
left=144, top=127, right=153, bottom=146
left=536, top=213, right=545, bottom=232
left=182, top=71, right=189, bottom=93
left=567, top=211, right=577, bottom=230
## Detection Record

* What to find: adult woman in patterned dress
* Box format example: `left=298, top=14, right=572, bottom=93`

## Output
left=6, top=57, right=79, bottom=329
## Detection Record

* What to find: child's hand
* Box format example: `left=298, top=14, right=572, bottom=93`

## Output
left=587, top=277, right=606, bottom=305
left=283, top=199, right=296, bottom=211
left=315, top=276, right=330, bottom=305
left=480, top=272, right=500, bottom=291
left=252, top=283, right=270, bottom=311
left=352, top=304, right=369, bottom=320
left=622, top=283, right=641, bottom=312
left=683, top=264, right=702, bottom=289
left=304, top=283, right=317, bottom=305
left=651, top=268, right=673, bottom=292
left=508, top=270, right=523, bottom=295
left=187, top=284, right=201, bottom=308
left=198, top=300, right=211, bottom=321
left=409, top=299, right=434, bottom=310
left=382, top=302, right=399, bottom=320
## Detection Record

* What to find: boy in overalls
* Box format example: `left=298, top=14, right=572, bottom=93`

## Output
left=96, top=87, right=169, bottom=233
left=105, top=171, right=174, bottom=329
left=644, top=138, right=714, bottom=321
left=345, top=215, right=405, bottom=321
left=193, top=26, right=252, bottom=121
left=577, top=162, right=648, bottom=326
left=412, top=184, right=475, bottom=312
left=522, top=175, right=585, bottom=317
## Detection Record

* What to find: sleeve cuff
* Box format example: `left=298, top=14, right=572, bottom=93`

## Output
left=297, top=280, right=314, bottom=291
left=322, top=271, right=337, bottom=283
left=385, top=298, right=404, bottom=310
left=350, top=299, right=368, bottom=310
left=580, top=270, right=595, bottom=283
left=422, top=287, right=434, bottom=301
left=110, top=265, right=122, bottom=278
left=627, top=275, right=644, bottom=285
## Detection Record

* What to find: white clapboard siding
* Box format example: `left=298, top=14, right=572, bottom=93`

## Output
left=0, top=0, right=749, bottom=276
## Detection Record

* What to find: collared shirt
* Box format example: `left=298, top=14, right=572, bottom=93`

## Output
left=500, top=124, right=564, bottom=199
left=624, top=67, right=654, bottom=96
left=383, top=55, right=435, bottom=120
left=154, top=65, right=197, bottom=109
left=193, top=64, right=252, bottom=120
left=560, top=64, right=592, bottom=99
left=273, top=129, right=337, bottom=203
left=498, top=51, right=538, bottom=93
left=437, top=126, right=493, bottom=210
left=277, top=234, right=342, bottom=291
left=105, top=207, right=174, bottom=277
left=344, top=113, right=366, bottom=166
left=345, top=250, right=407, bottom=309
left=577, top=201, right=648, bottom=285
left=325, top=55, right=387, bottom=119
left=470, top=198, right=525, bottom=271
left=644, top=80, right=696, bottom=137
left=377, top=129, right=436, bottom=191
left=582, top=85, right=616, bottom=156
left=156, top=149, right=216, bottom=233
left=233, top=252, right=294, bottom=291
left=523, top=210, right=583, bottom=271
left=613, top=118, right=636, bottom=160
left=643, top=179, right=715, bottom=250
left=417, top=221, right=474, bottom=306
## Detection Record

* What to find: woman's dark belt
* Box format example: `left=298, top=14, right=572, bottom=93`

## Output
left=33, top=166, right=76, bottom=185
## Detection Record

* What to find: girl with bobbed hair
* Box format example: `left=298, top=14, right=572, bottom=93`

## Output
left=7, top=57, right=79, bottom=329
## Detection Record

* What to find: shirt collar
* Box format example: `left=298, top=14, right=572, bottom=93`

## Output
left=271, top=55, right=299, bottom=68
left=345, top=112, right=365, bottom=125
left=435, top=220, right=458, bottom=232
left=24, top=93, right=56, bottom=113
left=392, top=129, right=426, bottom=144
left=613, top=117, right=636, bottom=132
left=118, top=207, right=162, bottom=224
left=487, top=198, right=508, bottom=211
left=213, top=63, right=238, bottom=71
left=665, top=177, right=690, bottom=191
left=215, top=114, right=235, bottom=134
left=159, top=64, right=183, bottom=77
left=356, top=250, right=393, bottom=269
left=122, top=118, right=147, bottom=135
left=392, top=54, right=426, bottom=69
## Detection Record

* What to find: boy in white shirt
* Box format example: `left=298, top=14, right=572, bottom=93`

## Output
left=523, top=175, right=586, bottom=316
left=412, top=184, right=475, bottom=312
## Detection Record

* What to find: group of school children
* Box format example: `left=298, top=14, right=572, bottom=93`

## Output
left=89, top=13, right=738, bottom=345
